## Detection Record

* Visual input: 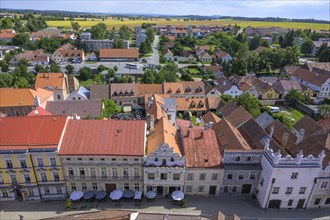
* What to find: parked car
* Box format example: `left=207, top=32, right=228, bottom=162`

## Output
left=141, top=58, right=147, bottom=63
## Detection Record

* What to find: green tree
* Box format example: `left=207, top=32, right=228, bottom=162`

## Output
left=300, top=40, right=313, bottom=55
left=50, top=64, right=61, bottom=72
left=235, top=93, right=261, bottom=118
left=71, top=21, right=81, bottom=32
left=14, top=77, right=30, bottom=88
left=1, top=61, right=9, bottom=72
left=113, top=38, right=124, bottom=48
left=319, top=48, right=330, bottom=62
left=113, top=65, right=118, bottom=72
left=12, top=64, right=35, bottom=86
left=145, top=38, right=152, bottom=52
left=318, top=104, right=330, bottom=117
left=139, top=41, right=148, bottom=55
left=146, top=27, right=155, bottom=42
left=1, top=18, right=13, bottom=29
left=36, top=38, right=61, bottom=53
left=66, top=64, right=75, bottom=74
left=119, top=25, right=131, bottom=40
left=26, top=15, right=48, bottom=32
left=157, top=63, right=178, bottom=83
left=316, top=42, right=328, bottom=58
left=97, top=64, right=108, bottom=73
left=0, top=74, right=14, bottom=87
left=109, top=27, right=116, bottom=40
left=35, top=64, right=47, bottom=73
left=90, top=23, right=108, bottom=39
left=79, top=67, right=92, bottom=81
left=248, top=35, right=261, bottom=50
left=285, top=89, right=308, bottom=104
left=141, top=68, right=157, bottom=84
left=11, top=33, right=32, bottom=48
left=221, top=94, right=233, bottom=103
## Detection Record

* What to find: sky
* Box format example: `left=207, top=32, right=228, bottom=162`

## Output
left=2, top=0, right=330, bottom=20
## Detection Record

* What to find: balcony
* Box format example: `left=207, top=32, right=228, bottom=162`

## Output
left=64, top=175, right=142, bottom=181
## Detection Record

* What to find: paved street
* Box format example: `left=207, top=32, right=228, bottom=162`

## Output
left=0, top=195, right=329, bottom=220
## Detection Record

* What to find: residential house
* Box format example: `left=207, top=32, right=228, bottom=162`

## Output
left=255, top=46, right=267, bottom=54
left=251, top=78, right=279, bottom=100
left=201, top=111, right=221, bottom=125
left=90, top=84, right=110, bottom=100
left=65, top=86, right=90, bottom=101
left=203, top=65, right=224, bottom=78
left=162, top=49, right=174, bottom=61
left=301, top=62, right=330, bottom=73
left=46, top=99, right=103, bottom=119
left=146, top=94, right=176, bottom=125
left=219, top=103, right=252, bottom=128
left=238, top=82, right=259, bottom=98
left=35, top=72, right=70, bottom=100
left=27, top=106, right=52, bottom=116
left=144, top=116, right=185, bottom=195
left=67, top=75, right=80, bottom=93
left=0, top=29, right=16, bottom=43
left=9, top=49, right=48, bottom=66
left=83, top=39, right=129, bottom=52
left=175, top=51, right=196, bottom=63
left=214, top=49, right=232, bottom=63
left=51, top=45, right=85, bottom=64
left=281, top=66, right=299, bottom=76
left=292, top=115, right=324, bottom=138
left=272, top=80, right=302, bottom=99
left=0, top=88, right=53, bottom=117
left=110, top=83, right=139, bottom=112
left=291, top=68, right=330, bottom=102
left=197, top=51, right=212, bottom=63
left=195, top=46, right=210, bottom=52
left=86, top=52, right=97, bottom=61
left=59, top=120, right=147, bottom=194
left=311, top=39, right=330, bottom=56
left=259, top=77, right=278, bottom=85
left=31, top=29, right=74, bottom=41
left=181, top=125, right=223, bottom=195
left=215, top=77, right=243, bottom=98
left=0, top=116, right=68, bottom=201
left=255, top=112, right=275, bottom=129
left=99, top=48, right=139, bottom=61
left=176, top=98, right=208, bottom=117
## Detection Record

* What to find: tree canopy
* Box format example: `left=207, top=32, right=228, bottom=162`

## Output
left=235, top=93, right=261, bottom=118
left=90, top=23, right=108, bottom=39
left=100, top=99, right=121, bottom=119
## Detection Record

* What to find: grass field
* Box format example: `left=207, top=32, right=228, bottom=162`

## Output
left=277, top=107, right=305, bottom=123
left=46, top=18, right=330, bottom=30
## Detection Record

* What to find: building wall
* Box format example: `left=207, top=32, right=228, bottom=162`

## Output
left=0, top=106, right=34, bottom=117
left=223, top=86, right=243, bottom=98
left=319, top=79, right=330, bottom=98
left=184, top=168, right=223, bottom=195
left=291, top=76, right=321, bottom=92
left=261, top=88, right=279, bottom=100
left=308, top=175, right=330, bottom=208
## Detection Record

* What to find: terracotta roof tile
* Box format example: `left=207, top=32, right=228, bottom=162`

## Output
left=0, top=115, right=68, bottom=150
left=292, top=68, right=330, bottom=87
left=202, top=111, right=221, bottom=124
left=181, top=126, right=222, bottom=168
left=265, top=120, right=296, bottom=149
left=294, top=115, right=324, bottom=136
left=90, top=84, right=110, bottom=99
left=35, top=72, right=65, bottom=90
left=27, top=106, right=52, bottom=116
left=206, top=96, right=221, bottom=109
left=224, top=106, right=252, bottom=128
left=58, top=49, right=83, bottom=58
left=272, top=80, right=302, bottom=94
left=99, top=49, right=139, bottom=59
left=238, top=82, right=252, bottom=92
left=137, top=84, right=163, bottom=97
left=176, top=119, right=193, bottom=129
left=110, top=83, right=138, bottom=98
left=163, top=82, right=184, bottom=94
left=0, top=33, right=16, bottom=39
left=318, top=117, right=330, bottom=130
left=59, top=120, right=146, bottom=156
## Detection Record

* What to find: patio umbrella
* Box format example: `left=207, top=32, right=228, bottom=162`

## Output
left=134, top=191, right=142, bottom=200
left=70, top=191, right=83, bottom=201
left=95, top=190, right=107, bottom=200
left=123, top=190, right=134, bottom=199
left=109, top=189, right=123, bottom=200
left=83, top=190, right=95, bottom=200
left=146, top=191, right=156, bottom=199
left=171, top=190, right=184, bottom=201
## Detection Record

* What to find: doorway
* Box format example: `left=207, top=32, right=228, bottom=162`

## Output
left=241, top=184, right=252, bottom=194
left=105, top=184, right=116, bottom=194
left=268, top=200, right=281, bottom=209
left=209, top=186, right=217, bottom=195
left=13, top=189, right=23, bottom=201
left=296, top=199, right=305, bottom=209
left=157, top=186, right=163, bottom=195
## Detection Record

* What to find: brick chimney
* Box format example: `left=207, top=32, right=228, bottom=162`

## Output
left=34, top=96, right=40, bottom=107
left=296, top=129, right=305, bottom=144
left=281, top=132, right=290, bottom=149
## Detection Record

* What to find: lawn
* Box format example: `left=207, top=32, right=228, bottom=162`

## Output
left=277, top=107, right=305, bottom=124
left=46, top=18, right=330, bottom=30
left=188, top=67, right=201, bottom=74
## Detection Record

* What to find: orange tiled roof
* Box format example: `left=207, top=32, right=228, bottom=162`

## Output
left=0, top=33, right=16, bottom=39
left=181, top=126, right=222, bottom=168
left=35, top=73, right=65, bottom=90
left=202, top=111, right=221, bottom=124
left=99, top=48, right=139, bottom=59
left=176, top=97, right=208, bottom=111
left=163, top=82, right=184, bottom=94
left=147, top=117, right=181, bottom=156
left=0, top=88, right=53, bottom=107
left=137, top=84, right=163, bottom=97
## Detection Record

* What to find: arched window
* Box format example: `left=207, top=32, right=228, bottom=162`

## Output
left=154, top=158, right=158, bottom=162
left=162, top=159, right=166, bottom=165
left=170, top=158, right=174, bottom=162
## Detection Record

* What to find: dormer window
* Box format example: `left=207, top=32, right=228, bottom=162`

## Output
left=113, top=90, right=119, bottom=96
left=130, top=90, right=135, bottom=96
left=198, top=100, right=204, bottom=108
left=168, top=88, right=172, bottom=93
left=196, top=86, right=203, bottom=93
left=190, top=101, right=196, bottom=108
left=176, top=88, right=181, bottom=93
left=185, top=87, right=191, bottom=92
left=119, top=91, right=124, bottom=96
left=125, top=90, right=130, bottom=96
left=162, top=159, right=167, bottom=165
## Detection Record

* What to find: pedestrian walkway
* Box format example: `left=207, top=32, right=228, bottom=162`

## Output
left=0, top=195, right=329, bottom=220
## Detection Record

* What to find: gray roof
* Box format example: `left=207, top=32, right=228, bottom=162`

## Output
left=90, top=84, right=109, bottom=99
left=164, top=98, right=176, bottom=106
left=255, top=112, right=275, bottom=129
left=46, top=99, right=103, bottom=118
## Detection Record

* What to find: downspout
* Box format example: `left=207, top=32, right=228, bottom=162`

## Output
left=265, top=178, right=276, bottom=210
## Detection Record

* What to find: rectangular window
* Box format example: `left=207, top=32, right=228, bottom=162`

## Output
left=246, top=156, right=251, bottom=162
left=101, top=167, right=107, bottom=177
left=50, top=158, right=57, bottom=166
left=321, top=182, right=328, bottom=189
left=314, top=198, right=321, bottom=205
left=24, top=174, right=31, bottom=183
left=200, top=173, right=206, bottom=181
left=260, top=178, right=264, bottom=186
left=28, top=188, right=34, bottom=196
left=235, top=156, right=240, bottom=161
left=56, top=186, right=62, bottom=194
left=41, top=173, right=47, bottom=182
left=71, top=183, right=76, bottom=190
left=286, top=187, right=293, bottom=194
left=53, top=172, right=60, bottom=181
left=186, top=185, right=192, bottom=192
left=272, top=187, right=279, bottom=194
left=173, top=174, right=180, bottom=180
left=238, top=172, right=244, bottom=180
left=291, top=172, right=298, bottom=179
left=2, top=189, right=9, bottom=197
left=135, top=183, right=140, bottom=191
left=123, top=167, right=129, bottom=178
left=325, top=198, right=330, bottom=205
left=90, top=167, right=96, bottom=177
left=161, top=173, right=167, bottom=180
left=250, top=172, right=256, bottom=180
left=227, top=172, right=233, bottom=180
left=68, top=167, right=74, bottom=176
left=20, top=160, right=27, bottom=168
left=134, top=168, right=139, bottom=177
left=187, top=173, right=194, bottom=181
left=232, top=186, right=237, bottom=192
left=198, top=186, right=204, bottom=192
left=37, top=158, right=44, bottom=167
left=288, top=199, right=293, bottom=206
left=15, top=109, right=19, bottom=116
left=10, top=174, right=17, bottom=183
left=124, top=183, right=129, bottom=190
left=212, top=174, right=218, bottom=181
left=112, top=168, right=118, bottom=177
left=82, top=183, right=87, bottom=191
left=148, top=173, right=155, bottom=180
left=79, top=167, right=85, bottom=176
left=44, top=186, right=50, bottom=195
left=6, top=160, right=13, bottom=169
left=299, top=187, right=306, bottom=194
left=92, top=182, right=98, bottom=190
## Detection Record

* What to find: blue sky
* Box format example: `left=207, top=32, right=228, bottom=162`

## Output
left=2, top=0, right=330, bottom=20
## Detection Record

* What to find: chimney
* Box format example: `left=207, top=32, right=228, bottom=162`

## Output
left=209, top=121, right=214, bottom=129
left=43, top=72, right=45, bottom=78
left=269, top=125, right=275, bottom=137
left=150, top=115, right=155, bottom=133
left=223, top=80, right=226, bottom=86
left=282, top=132, right=290, bottom=149
left=48, top=71, right=51, bottom=78
left=34, top=96, right=40, bottom=107
left=296, top=129, right=305, bottom=144
left=71, top=113, right=80, bottom=120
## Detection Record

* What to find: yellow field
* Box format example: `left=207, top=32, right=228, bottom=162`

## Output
left=46, top=18, right=330, bottom=30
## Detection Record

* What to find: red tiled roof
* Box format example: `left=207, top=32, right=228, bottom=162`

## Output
left=292, top=68, right=330, bottom=87
left=59, top=120, right=146, bottom=156
left=27, top=106, right=52, bottom=116
left=0, top=116, right=68, bottom=150
left=0, top=33, right=16, bottom=39
left=35, top=73, right=65, bottom=90
left=181, top=127, right=222, bottom=168
left=99, top=49, right=139, bottom=59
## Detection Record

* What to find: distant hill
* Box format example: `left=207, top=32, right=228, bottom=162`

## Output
left=1, top=8, right=329, bottom=24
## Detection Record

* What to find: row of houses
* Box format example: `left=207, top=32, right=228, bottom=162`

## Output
left=0, top=94, right=329, bottom=210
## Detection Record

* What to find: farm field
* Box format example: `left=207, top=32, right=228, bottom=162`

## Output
left=46, top=18, right=330, bottom=30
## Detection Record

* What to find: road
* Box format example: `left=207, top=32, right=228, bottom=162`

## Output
left=146, top=35, right=160, bottom=65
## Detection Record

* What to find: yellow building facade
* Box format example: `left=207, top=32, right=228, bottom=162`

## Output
left=261, top=88, right=279, bottom=100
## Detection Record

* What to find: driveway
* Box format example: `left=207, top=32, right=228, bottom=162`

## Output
left=146, top=35, right=160, bottom=65
left=0, top=195, right=329, bottom=220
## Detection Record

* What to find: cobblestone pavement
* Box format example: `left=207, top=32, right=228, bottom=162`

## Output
left=0, top=195, right=329, bottom=220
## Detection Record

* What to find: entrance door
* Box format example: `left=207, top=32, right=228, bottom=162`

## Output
left=209, top=186, right=217, bottom=195
left=268, top=200, right=281, bottom=209
left=169, top=187, right=178, bottom=195
left=13, top=189, right=23, bottom=201
left=157, top=186, right=163, bottom=195
left=297, top=199, right=305, bottom=209
left=241, top=184, right=252, bottom=194
left=105, top=184, right=116, bottom=194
